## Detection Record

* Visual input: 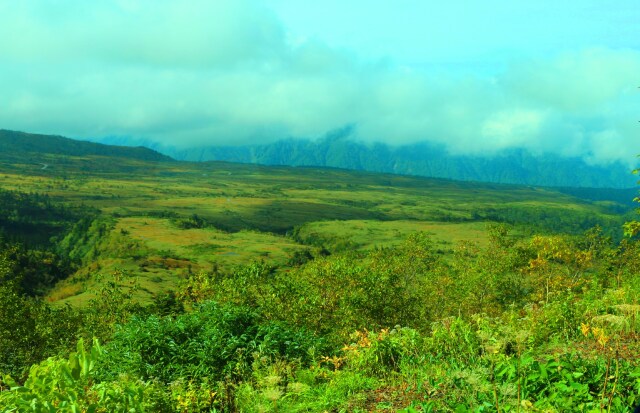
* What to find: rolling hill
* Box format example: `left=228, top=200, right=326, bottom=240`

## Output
left=0, top=129, right=172, bottom=162
left=2, top=130, right=640, bottom=412
left=0, top=130, right=636, bottom=305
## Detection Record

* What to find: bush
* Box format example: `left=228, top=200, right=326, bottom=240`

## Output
left=95, top=301, right=327, bottom=384
left=0, top=282, right=82, bottom=380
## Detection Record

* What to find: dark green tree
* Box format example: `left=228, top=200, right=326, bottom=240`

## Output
left=623, top=165, right=640, bottom=237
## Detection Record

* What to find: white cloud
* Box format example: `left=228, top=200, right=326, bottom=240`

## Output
left=0, top=0, right=638, bottom=164
left=0, top=0, right=285, bottom=67
left=481, top=109, right=546, bottom=149
left=505, top=48, right=640, bottom=111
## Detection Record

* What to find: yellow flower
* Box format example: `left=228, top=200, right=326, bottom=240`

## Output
left=597, top=334, right=609, bottom=348
left=580, top=323, right=590, bottom=337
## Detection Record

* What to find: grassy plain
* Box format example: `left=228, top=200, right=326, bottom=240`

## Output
left=3, top=147, right=640, bottom=412
left=0, top=154, right=633, bottom=305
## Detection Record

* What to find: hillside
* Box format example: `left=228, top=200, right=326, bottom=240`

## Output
left=0, top=129, right=172, bottom=162
left=0, top=138, right=635, bottom=306
left=96, top=132, right=638, bottom=188
left=1, top=139, right=640, bottom=411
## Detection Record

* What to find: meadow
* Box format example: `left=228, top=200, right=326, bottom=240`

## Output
left=1, top=151, right=639, bottom=412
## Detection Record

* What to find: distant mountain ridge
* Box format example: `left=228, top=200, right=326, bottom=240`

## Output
left=0, top=130, right=172, bottom=162
left=95, top=132, right=638, bottom=189
left=6, top=129, right=634, bottom=189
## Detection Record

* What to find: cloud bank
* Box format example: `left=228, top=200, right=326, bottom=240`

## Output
left=0, top=0, right=638, bottom=164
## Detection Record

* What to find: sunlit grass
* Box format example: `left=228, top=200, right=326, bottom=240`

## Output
left=2, top=154, right=631, bottom=307
left=295, top=220, right=491, bottom=251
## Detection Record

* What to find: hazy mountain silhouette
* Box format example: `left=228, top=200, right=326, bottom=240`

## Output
left=95, top=130, right=637, bottom=189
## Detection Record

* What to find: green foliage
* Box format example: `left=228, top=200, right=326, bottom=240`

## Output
left=0, top=338, right=142, bottom=412
left=2, top=142, right=640, bottom=411
left=95, top=301, right=326, bottom=384
left=56, top=215, right=109, bottom=263
left=0, top=188, right=84, bottom=246
left=0, top=240, right=73, bottom=295
left=342, top=327, right=424, bottom=376
left=176, top=214, right=208, bottom=229
left=624, top=166, right=640, bottom=238
left=286, top=248, right=314, bottom=266
left=0, top=282, right=81, bottom=380
left=152, top=290, right=185, bottom=316
left=4, top=228, right=640, bottom=411
left=58, top=216, right=154, bottom=264
left=81, top=271, right=144, bottom=342
left=234, top=358, right=377, bottom=413
left=190, top=234, right=442, bottom=341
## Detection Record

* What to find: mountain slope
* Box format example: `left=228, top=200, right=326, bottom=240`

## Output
left=95, top=132, right=637, bottom=188
left=0, top=130, right=172, bottom=162
left=173, top=140, right=637, bottom=188
left=0, top=130, right=635, bottom=307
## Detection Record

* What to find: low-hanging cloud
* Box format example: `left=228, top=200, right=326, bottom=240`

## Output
left=0, top=0, right=638, bottom=165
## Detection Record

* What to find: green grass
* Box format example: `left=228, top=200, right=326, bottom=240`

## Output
left=48, top=216, right=305, bottom=305
left=2, top=148, right=640, bottom=412
left=0, top=154, right=632, bottom=305
left=294, top=219, right=491, bottom=252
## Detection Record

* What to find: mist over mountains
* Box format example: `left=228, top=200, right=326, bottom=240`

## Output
left=94, top=131, right=638, bottom=189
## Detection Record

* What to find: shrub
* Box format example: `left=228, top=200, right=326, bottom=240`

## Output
left=95, top=301, right=326, bottom=384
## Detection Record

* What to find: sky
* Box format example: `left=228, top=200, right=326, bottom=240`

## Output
left=0, top=0, right=639, bottom=164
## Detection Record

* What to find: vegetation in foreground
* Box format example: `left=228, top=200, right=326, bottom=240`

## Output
left=0, top=147, right=638, bottom=411
left=2, top=221, right=640, bottom=411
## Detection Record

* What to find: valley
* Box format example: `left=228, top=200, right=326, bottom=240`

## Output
left=0, top=135, right=633, bottom=306
left=1, top=132, right=639, bottom=412
left=2, top=2, right=639, bottom=410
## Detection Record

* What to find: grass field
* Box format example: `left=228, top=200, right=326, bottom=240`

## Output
left=0, top=154, right=633, bottom=305
left=294, top=220, right=492, bottom=252
left=3, top=147, right=640, bottom=412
